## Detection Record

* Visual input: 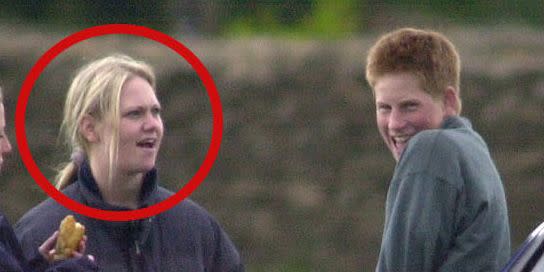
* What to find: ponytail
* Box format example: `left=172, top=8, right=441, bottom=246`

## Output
left=55, top=161, right=78, bottom=190
left=55, top=149, right=85, bottom=190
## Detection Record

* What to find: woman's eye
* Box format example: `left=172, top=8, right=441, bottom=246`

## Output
left=126, top=110, right=142, bottom=117
left=376, top=105, right=390, bottom=113
left=151, top=107, right=161, bottom=116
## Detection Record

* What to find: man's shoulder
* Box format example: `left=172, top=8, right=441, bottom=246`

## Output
left=410, top=126, right=481, bottom=157
left=398, top=129, right=468, bottom=178
left=399, top=123, right=492, bottom=184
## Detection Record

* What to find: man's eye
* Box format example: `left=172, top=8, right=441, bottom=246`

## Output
left=403, top=103, right=419, bottom=111
left=407, top=105, right=418, bottom=111
left=151, top=107, right=161, bottom=116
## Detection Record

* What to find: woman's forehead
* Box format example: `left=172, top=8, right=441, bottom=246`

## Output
left=120, top=77, right=159, bottom=107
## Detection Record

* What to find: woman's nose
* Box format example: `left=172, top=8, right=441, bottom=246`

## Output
left=142, top=112, right=163, bottom=131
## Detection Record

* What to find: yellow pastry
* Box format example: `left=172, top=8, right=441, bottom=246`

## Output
left=53, top=215, right=85, bottom=260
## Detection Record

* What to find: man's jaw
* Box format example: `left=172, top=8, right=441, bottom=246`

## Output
left=390, top=134, right=412, bottom=160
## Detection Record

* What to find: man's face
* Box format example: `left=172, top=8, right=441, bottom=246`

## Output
left=374, top=72, right=447, bottom=161
left=0, top=102, right=13, bottom=172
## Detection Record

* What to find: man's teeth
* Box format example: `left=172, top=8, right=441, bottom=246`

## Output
left=393, top=136, right=410, bottom=144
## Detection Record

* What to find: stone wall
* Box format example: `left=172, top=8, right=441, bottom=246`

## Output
left=0, top=25, right=543, bottom=271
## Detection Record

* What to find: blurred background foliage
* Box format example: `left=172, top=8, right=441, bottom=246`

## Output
left=1, top=1, right=544, bottom=271
left=1, top=0, right=543, bottom=36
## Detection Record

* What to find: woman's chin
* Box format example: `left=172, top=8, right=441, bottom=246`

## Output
left=125, top=163, right=156, bottom=175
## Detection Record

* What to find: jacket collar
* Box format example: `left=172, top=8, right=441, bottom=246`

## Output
left=441, top=115, right=472, bottom=130
left=77, top=160, right=160, bottom=211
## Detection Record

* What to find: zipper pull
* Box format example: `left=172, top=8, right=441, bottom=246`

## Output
left=135, top=240, right=141, bottom=255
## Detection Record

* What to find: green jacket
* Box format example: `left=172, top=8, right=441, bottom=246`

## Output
left=376, top=116, right=510, bottom=272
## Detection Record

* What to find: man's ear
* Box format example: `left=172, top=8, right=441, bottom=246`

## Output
left=79, top=115, right=100, bottom=143
left=443, top=86, right=460, bottom=116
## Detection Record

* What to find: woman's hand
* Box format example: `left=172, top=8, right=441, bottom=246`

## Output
left=39, top=231, right=94, bottom=263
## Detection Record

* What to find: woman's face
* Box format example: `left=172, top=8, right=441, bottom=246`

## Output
left=97, top=76, right=164, bottom=176
left=0, top=102, right=12, bottom=173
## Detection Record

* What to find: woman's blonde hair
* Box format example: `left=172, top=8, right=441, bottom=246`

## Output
left=56, top=54, right=155, bottom=190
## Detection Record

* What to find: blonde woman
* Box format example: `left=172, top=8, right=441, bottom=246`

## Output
left=0, top=88, right=97, bottom=271
left=15, top=55, right=243, bottom=271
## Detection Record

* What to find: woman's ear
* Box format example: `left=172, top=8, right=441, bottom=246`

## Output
left=79, top=115, right=100, bottom=143
left=443, top=86, right=460, bottom=116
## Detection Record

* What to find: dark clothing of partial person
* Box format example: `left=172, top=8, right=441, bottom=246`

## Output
left=0, top=213, right=29, bottom=272
left=1, top=213, right=97, bottom=271
left=15, top=161, right=244, bottom=272
left=376, top=116, right=510, bottom=272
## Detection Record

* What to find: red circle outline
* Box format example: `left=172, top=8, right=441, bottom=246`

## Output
left=15, top=24, right=223, bottom=221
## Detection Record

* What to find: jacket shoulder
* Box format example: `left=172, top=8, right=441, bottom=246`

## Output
left=398, top=129, right=470, bottom=184
left=154, top=187, right=243, bottom=270
left=15, top=185, right=78, bottom=251
left=155, top=187, right=217, bottom=225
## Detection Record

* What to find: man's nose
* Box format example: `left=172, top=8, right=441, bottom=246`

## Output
left=388, top=109, right=406, bottom=131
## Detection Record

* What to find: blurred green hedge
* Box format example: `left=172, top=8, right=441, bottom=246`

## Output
left=1, top=1, right=542, bottom=37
